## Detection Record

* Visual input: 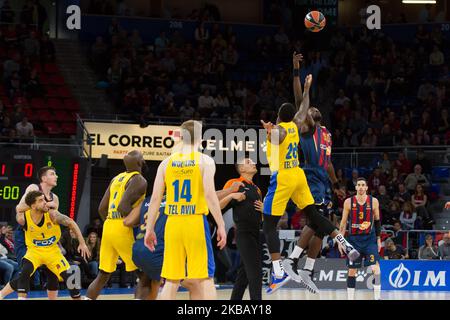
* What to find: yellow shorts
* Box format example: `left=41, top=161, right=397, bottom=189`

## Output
left=263, top=167, right=315, bottom=216
left=99, top=219, right=137, bottom=273
left=24, top=248, right=70, bottom=281
left=161, top=214, right=214, bottom=281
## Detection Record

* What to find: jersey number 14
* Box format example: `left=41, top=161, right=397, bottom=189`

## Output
left=172, top=179, right=192, bottom=202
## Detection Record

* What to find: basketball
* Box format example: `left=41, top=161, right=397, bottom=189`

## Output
left=304, top=11, right=326, bottom=32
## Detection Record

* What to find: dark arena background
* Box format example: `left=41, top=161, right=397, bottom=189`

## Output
left=0, top=0, right=449, bottom=305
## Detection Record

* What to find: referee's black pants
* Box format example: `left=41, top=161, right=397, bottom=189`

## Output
left=230, top=229, right=262, bottom=300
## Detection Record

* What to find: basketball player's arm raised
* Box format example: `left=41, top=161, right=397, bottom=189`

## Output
left=201, top=154, right=227, bottom=249
left=15, top=184, right=40, bottom=225
left=293, top=74, right=315, bottom=134
left=118, top=175, right=148, bottom=217
left=292, top=52, right=303, bottom=106
left=373, top=198, right=382, bottom=252
left=50, top=210, right=91, bottom=260
left=98, top=182, right=112, bottom=221
left=144, top=158, right=168, bottom=251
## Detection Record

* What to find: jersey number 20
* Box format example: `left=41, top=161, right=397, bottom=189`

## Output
left=172, top=180, right=192, bottom=202
left=286, top=142, right=298, bottom=160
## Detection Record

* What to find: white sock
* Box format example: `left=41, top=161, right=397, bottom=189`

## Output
left=83, top=296, right=92, bottom=300
left=373, top=285, right=381, bottom=300
left=304, top=257, right=315, bottom=271
left=289, top=245, right=304, bottom=259
left=347, top=288, right=355, bottom=300
left=0, top=292, right=3, bottom=300
left=17, top=297, right=26, bottom=300
left=272, top=260, right=283, bottom=277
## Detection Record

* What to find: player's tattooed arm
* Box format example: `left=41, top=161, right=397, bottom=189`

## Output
left=98, top=182, right=112, bottom=221
left=118, top=175, right=148, bottom=216
left=50, top=210, right=91, bottom=259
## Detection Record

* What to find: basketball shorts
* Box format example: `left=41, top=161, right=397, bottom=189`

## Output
left=24, top=248, right=70, bottom=281
left=263, top=167, right=315, bottom=216
left=99, top=219, right=137, bottom=273
left=303, top=167, right=330, bottom=206
left=132, top=214, right=167, bottom=281
left=161, top=214, right=214, bottom=280
left=346, top=234, right=380, bottom=269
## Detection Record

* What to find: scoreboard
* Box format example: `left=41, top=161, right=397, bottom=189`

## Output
left=0, top=150, right=88, bottom=223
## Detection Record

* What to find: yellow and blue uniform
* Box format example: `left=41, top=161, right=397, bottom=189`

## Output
left=263, top=121, right=315, bottom=216
left=99, top=171, right=145, bottom=273
left=23, top=210, right=70, bottom=281
left=162, top=151, right=214, bottom=280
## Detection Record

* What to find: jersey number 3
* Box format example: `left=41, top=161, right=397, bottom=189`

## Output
left=172, top=180, right=192, bottom=202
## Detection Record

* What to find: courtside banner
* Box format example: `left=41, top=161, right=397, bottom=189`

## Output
left=84, top=122, right=180, bottom=160
left=380, top=260, right=450, bottom=291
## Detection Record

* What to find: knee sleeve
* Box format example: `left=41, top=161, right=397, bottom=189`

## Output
left=263, top=215, right=281, bottom=254
left=16, top=259, right=35, bottom=294
left=347, top=276, right=356, bottom=289
left=45, top=269, right=59, bottom=291
left=303, top=205, right=335, bottom=236
left=60, top=271, right=81, bottom=299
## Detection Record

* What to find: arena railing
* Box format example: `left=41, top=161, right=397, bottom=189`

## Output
left=403, top=229, right=449, bottom=255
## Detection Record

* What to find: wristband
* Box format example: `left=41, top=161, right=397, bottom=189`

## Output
left=293, top=68, right=299, bottom=77
left=375, top=220, right=381, bottom=237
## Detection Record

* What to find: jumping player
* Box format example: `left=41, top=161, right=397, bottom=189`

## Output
left=339, top=178, right=382, bottom=300
left=283, top=53, right=344, bottom=286
left=85, top=150, right=147, bottom=300
left=144, top=120, right=227, bottom=300
left=260, top=73, right=359, bottom=294
left=0, top=191, right=90, bottom=300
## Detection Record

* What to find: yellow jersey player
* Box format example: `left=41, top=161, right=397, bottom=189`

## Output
left=0, top=191, right=90, bottom=300
left=144, top=120, right=227, bottom=300
left=86, top=150, right=147, bottom=300
left=261, top=65, right=359, bottom=294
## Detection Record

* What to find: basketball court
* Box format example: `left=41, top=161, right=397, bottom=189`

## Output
left=4, top=287, right=449, bottom=300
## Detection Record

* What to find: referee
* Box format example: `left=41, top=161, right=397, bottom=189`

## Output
left=220, top=158, right=263, bottom=300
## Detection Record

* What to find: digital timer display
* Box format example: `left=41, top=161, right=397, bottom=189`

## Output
left=0, top=150, right=88, bottom=223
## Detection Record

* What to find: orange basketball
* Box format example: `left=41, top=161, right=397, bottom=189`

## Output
left=305, top=11, right=326, bottom=32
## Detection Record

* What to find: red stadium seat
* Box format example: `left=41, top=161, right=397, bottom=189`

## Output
left=57, top=86, right=71, bottom=98
left=39, top=74, right=51, bottom=85
left=1, top=96, right=12, bottom=108
left=30, top=97, right=46, bottom=109
left=49, top=75, right=65, bottom=86
left=63, top=98, right=80, bottom=111
left=54, top=110, right=74, bottom=122
left=12, top=96, right=28, bottom=107
left=47, top=98, right=63, bottom=110
left=45, top=86, right=59, bottom=98
left=44, top=122, right=62, bottom=135
left=38, top=109, right=53, bottom=122
left=33, top=63, right=43, bottom=74
left=44, top=63, right=59, bottom=74
left=61, top=122, right=77, bottom=135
